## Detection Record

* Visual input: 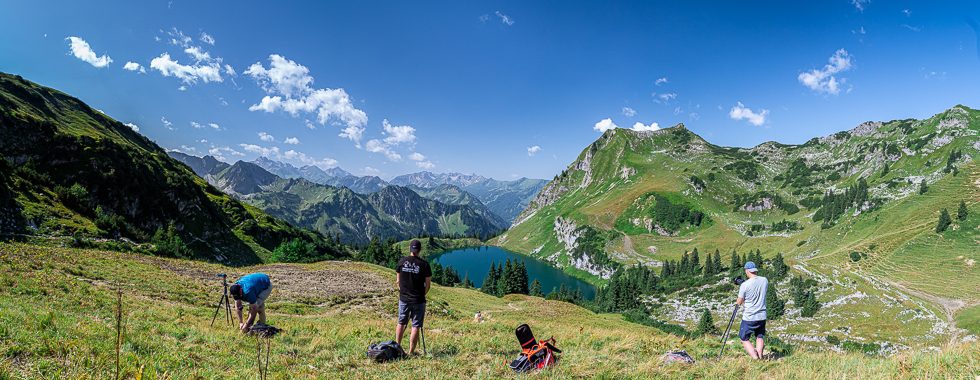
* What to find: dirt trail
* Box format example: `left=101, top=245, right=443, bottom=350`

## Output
left=144, top=256, right=391, bottom=302
left=879, top=278, right=974, bottom=346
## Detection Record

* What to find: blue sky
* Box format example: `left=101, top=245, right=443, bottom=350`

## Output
left=2, top=1, right=979, bottom=180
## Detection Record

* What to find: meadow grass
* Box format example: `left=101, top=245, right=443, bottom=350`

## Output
left=0, top=243, right=977, bottom=379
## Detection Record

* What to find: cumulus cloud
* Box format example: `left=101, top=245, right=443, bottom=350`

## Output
left=124, top=122, right=140, bottom=132
left=409, top=152, right=426, bottom=161
left=851, top=0, right=869, bottom=12
left=161, top=117, right=174, bottom=131
left=729, top=102, right=769, bottom=126
left=365, top=139, right=402, bottom=161
left=283, top=149, right=338, bottom=169
left=245, top=54, right=368, bottom=146
left=495, top=11, right=514, bottom=26
left=798, top=49, right=853, bottom=95
left=150, top=28, right=225, bottom=86
left=362, top=166, right=381, bottom=175
left=284, top=137, right=300, bottom=145
left=527, top=145, right=542, bottom=156
left=622, top=107, right=637, bottom=117
left=416, top=161, right=435, bottom=169
left=382, top=119, right=416, bottom=145
left=631, top=121, right=660, bottom=132
left=123, top=61, right=146, bottom=73
left=594, top=118, right=618, bottom=132
left=208, top=123, right=220, bottom=130
left=653, top=92, right=677, bottom=103
left=200, top=32, right=215, bottom=45
left=150, top=53, right=223, bottom=84
left=208, top=146, right=244, bottom=161
left=258, top=132, right=275, bottom=142
left=239, top=143, right=280, bottom=157
left=191, top=122, right=204, bottom=129
left=66, top=36, right=112, bottom=68
left=655, top=77, right=668, bottom=86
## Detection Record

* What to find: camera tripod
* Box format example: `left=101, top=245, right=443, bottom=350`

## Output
left=211, top=274, right=233, bottom=327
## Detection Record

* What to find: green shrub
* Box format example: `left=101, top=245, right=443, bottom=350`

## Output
left=151, top=223, right=192, bottom=259
left=849, top=251, right=862, bottom=262
left=825, top=335, right=840, bottom=346
left=842, top=340, right=880, bottom=355
left=271, top=238, right=319, bottom=263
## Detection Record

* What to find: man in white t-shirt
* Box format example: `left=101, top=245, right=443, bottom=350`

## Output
left=736, top=261, right=768, bottom=359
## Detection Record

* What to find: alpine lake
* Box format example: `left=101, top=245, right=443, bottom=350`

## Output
left=429, top=246, right=596, bottom=300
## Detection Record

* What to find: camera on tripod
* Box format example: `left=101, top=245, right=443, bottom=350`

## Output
left=733, top=276, right=745, bottom=286
left=211, top=273, right=233, bottom=327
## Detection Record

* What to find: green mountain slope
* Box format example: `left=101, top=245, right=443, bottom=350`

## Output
left=497, top=107, right=978, bottom=349
left=0, top=73, right=343, bottom=264
left=463, top=177, right=549, bottom=225
left=406, top=184, right=510, bottom=229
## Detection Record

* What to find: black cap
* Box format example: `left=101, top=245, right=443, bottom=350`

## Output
left=409, top=239, right=422, bottom=253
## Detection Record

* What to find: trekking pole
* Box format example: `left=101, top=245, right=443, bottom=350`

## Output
left=718, top=304, right=739, bottom=358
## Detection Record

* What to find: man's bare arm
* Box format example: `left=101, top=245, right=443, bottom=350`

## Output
left=235, top=299, right=244, bottom=324
left=424, top=277, right=431, bottom=294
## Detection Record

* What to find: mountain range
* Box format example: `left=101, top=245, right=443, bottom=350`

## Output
left=168, top=154, right=509, bottom=244
left=239, top=155, right=547, bottom=225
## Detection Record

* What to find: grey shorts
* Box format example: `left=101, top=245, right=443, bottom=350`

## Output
left=253, top=285, right=272, bottom=307
left=397, top=301, right=426, bottom=328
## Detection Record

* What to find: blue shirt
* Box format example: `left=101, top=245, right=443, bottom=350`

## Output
left=236, top=273, right=271, bottom=303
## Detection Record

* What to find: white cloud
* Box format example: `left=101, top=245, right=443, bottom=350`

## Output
left=902, top=9, right=911, bottom=17
left=223, top=64, right=236, bottom=76
left=161, top=117, right=174, bottom=131
left=622, top=106, right=637, bottom=117
left=177, top=85, right=188, bottom=91
left=851, top=0, right=869, bottom=12
left=184, top=46, right=211, bottom=62
left=416, top=161, right=435, bottom=169
left=495, top=11, right=514, bottom=26
left=200, top=32, right=215, bottom=46
left=797, top=49, right=853, bottom=95
left=283, top=149, right=338, bottom=169
left=382, top=119, right=416, bottom=145
left=479, top=14, right=491, bottom=23
left=124, top=122, right=140, bottom=132
left=239, top=143, right=280, bottom=157
left=655, top=77, right=668, bottom=86
left=208, top=146, right=244, bottom=161
left=199, top=139, right=208, bottom=143
left=527, top=145, right=542, bottom=156
left=631, top=121, right=660, bottom=132
left=593, top=118, right=618, bottom=132
left=365, top=139, right=402, bottom=161
left=208, top=123, right=220, bottom=130
left=284, top=137, right=300, bottom=145
left=123, top=61, right=146, bottom=73
left=653, top=92, right=677, bottom=103
left=362, top=166, right=381, bottom=175
left=244, top=54, right=313, bottom=98
left=409, top=152, right=426, bottom=161
left=258, top=132, right=275, bottom=142
left=245, top=55, right=368, bottom=146
left=901, top=24, right=922, bottom=32
left=150, top=53, right=223, bottom=84
left=729, top=102, right=769, bottom=126
left=66, top=36, right=112, bottom=68
left=191, top=122, right=204, bottom=129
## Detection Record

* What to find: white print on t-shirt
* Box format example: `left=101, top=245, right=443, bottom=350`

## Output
left=401, top=262, right=421, bottom=274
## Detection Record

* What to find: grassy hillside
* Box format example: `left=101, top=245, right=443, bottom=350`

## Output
left=0, top=73, right=343, bottom=264
left=1, top=243, right=976, bottom=379
left=495, top=107, right=979, bottom=351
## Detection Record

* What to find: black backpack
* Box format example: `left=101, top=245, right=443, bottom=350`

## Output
left=366, top=340, right=406, bottom=363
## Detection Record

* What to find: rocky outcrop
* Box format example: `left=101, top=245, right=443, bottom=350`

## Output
left=553, top=216, right=580, bottom=252
left=740, top=197, right=776, bottom=212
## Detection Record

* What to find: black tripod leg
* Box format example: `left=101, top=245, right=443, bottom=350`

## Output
left=210, top=294, right=224, bottom=327
left=718, top=305, right=739, bottom=358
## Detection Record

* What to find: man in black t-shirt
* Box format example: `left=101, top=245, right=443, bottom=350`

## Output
left=395, top=239, right=432, bottom=355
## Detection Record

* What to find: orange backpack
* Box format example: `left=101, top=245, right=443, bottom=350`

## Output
left=509, top=324, right=561, bottom=372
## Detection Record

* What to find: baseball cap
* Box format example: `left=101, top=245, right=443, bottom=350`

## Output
left=744, top=261, right=758, bottom=272
left=409, top=239, right=422, bottom=253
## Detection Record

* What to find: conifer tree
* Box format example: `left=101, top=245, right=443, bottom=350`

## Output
left=517, top=261, right=530, bottom=294
left=800, top=291, right=821, bottom=317
left=529, top=279, right=543, bottom=297
left=936, top=208, right=952, bottom=233
left=481, top=263, right=498, bottom=295
left=712, top=249, right=722, bottom=275
left=919, top=179, right=928, bottom=195
left=690, top=248, right=701, bottom=275
left=957, top=201, right=968, bottom=221
left=729, top=251, right=742, bottom=278
left=766, top=281, right=785, bottom=319
left=694, top=309, right=719, bottom=336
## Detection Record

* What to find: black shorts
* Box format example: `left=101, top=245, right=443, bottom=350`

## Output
left=739, top=320, right=766, bottom=341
